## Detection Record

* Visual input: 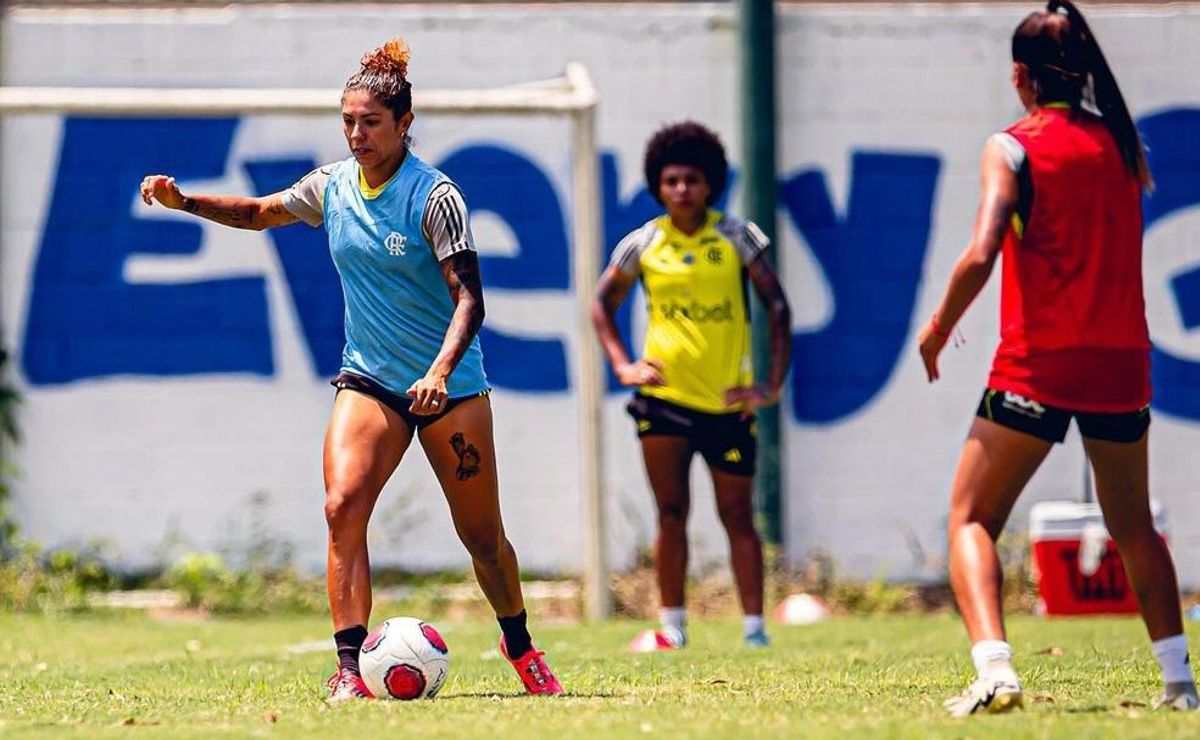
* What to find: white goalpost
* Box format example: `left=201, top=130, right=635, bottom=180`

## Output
left=0, top=64, right=613, bottom=620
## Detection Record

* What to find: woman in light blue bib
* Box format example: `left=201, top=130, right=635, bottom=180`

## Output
left=141, top=36, right=562, bottom=700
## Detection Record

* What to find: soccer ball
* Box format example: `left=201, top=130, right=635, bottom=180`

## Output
left=358, top=617, right=450, bottom=700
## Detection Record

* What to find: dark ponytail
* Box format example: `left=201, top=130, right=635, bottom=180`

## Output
left=1014, top=1, right=1152, bottom=190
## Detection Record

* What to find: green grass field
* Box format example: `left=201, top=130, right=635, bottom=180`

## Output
left=0, top=611, right=1196, bottom=738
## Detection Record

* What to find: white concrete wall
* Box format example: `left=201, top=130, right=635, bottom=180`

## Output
left=3, top=3, right=1199, bottom=585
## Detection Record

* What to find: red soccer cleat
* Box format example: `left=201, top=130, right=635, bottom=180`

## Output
left=325, top=668, right=374, bottom=703
left=499, top=637, right=563, bottom=695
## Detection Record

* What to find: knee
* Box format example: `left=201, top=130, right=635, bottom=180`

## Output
left=461, top=528, right=505, bottom=564
left=947, top=516, right=1000, bottom=546
left=947, top=498, right=1007, bottom=542
left=716, top=499, right=755, bottom=535
left=324, top=484, right=371, bottom=530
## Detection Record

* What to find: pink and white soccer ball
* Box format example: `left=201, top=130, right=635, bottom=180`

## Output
left=359, top=617, right=450, bottom=700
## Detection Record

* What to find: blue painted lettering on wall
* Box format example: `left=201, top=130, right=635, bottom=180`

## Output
left=1140, top=109, right=1200, bottom=421
left=27, top=115, right=1196, bottom=421
left=438, top=145, right=570, bottom=391
left=784, top=153, right=941, bottom=423
left=24, top=118, right=273, bottom=383
left=18, top=118, right=943, bottom=415
left=243, top=156, right=343, bottom=377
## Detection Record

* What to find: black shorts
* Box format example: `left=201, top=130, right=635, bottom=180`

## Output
left=331, top=372, right=490, bottom=431
left=976, top=388, right=1150, bottom=444
left=626, top=393, right=757, bottom=476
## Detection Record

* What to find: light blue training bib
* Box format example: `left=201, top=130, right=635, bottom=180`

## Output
left=322, top=152, right=488, bottom=398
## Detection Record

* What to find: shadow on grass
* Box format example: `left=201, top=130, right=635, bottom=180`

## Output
left=438, top=691, right=621, bottom=700
left=1061, top=705, right=1119, bottom=714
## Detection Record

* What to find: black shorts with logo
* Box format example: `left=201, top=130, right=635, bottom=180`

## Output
left=626, top=393, right=757, bottom=477
left=331, top=371, right=490, bottom=431
left=976, top=388, right=1150, bottom=444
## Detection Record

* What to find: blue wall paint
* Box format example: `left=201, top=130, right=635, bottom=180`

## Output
left=439, top=144, right=569, bottom=290
left=243, top=157, right=344, bottom=377
left=439, top=144, right=570, bottom=391
left=1141, top=109, right=1200, bottom=420
left=784, top=152, right=941, bottom=423
left=20, top=114, right=1199, bottom=422
left=23, top=118, right=273, bottom=383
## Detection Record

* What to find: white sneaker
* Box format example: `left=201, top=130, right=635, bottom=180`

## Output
left=944, top=675, right=1024, bottom=717
left=1154, top=682, right=1199, bottom=711
left=661, top=625, right=687, bottom=649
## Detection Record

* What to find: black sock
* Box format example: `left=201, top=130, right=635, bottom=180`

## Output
left=498, top=610, right=533, bottom=658
left=334, top=625, right=368, bottom=676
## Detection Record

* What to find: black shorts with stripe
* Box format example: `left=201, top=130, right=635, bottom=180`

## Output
left=976, top=388, right=1150, bottom=444
left=626, top=393, right=757, bottom=476
left=331, top=371, right=490, bottom=432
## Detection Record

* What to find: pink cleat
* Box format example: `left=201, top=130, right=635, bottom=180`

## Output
left=500, top=637, right=563, bottom=695
left=325, top=668, right=374, bottom=703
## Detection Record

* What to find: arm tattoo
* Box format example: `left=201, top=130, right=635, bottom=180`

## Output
left=181, top=194, right=291, bottom=230
left=748, top=258, right=792, bottom=391
left=189, top=197, right=257, bottom=228
left=427, top=251, right=485, bottom=378
left=443, top=251, right=485, bottom=338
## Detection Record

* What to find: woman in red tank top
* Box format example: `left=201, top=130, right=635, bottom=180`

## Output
left=918, top=1, right=1196, bottom=715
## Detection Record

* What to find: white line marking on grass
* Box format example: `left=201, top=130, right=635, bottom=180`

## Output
left=286, top=640, right=334, bottom=654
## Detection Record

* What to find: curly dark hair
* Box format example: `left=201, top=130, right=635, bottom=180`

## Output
left=643, top=121, right=728, bottom=207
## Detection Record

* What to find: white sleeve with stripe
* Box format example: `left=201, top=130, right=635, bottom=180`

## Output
left=281, top=164, right=333, bottom=227
left=608, top=221, right=658, bottom=276
left=716, top=215, right=770, bottom=265
left=423, top=182, right=475, bottom=260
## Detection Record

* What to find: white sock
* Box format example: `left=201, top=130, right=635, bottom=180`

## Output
left=971, top=640, right=1016, bottom=681
left=743, top=614, right=765, bottom=638
left=1152, top=634, right=1196, bottom=685
left=659, top=607, right=686, bottom=635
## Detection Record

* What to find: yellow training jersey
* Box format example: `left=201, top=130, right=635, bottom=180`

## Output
left=610, top=209, right=769, bottom=414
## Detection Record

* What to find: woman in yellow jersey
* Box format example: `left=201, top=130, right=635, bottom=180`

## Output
left=592, top=122, right=791, bottom=649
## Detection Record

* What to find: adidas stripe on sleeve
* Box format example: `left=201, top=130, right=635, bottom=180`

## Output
left=716, top=216, right=770, bottom=265
left=422, top=182, right=475, bottom=261
left=609, top=221, right=659, bottom=276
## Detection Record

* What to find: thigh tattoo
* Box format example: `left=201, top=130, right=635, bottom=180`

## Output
left=449, top=432, right=482, bottom=481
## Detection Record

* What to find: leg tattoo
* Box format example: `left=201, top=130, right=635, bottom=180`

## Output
left=449, top=432, right=482, bottom=481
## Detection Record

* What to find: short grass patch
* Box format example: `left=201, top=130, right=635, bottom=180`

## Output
left=0, top=611, right=1195, bottom=738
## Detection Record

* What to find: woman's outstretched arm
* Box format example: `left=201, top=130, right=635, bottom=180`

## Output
left=140, top=174, right=299, bottom=231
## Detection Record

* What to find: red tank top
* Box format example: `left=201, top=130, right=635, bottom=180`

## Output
left=988, top=107, right=1151, bottom=413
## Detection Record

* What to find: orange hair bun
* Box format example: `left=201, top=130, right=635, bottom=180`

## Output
left=360, top=37, right=410, bottom=79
